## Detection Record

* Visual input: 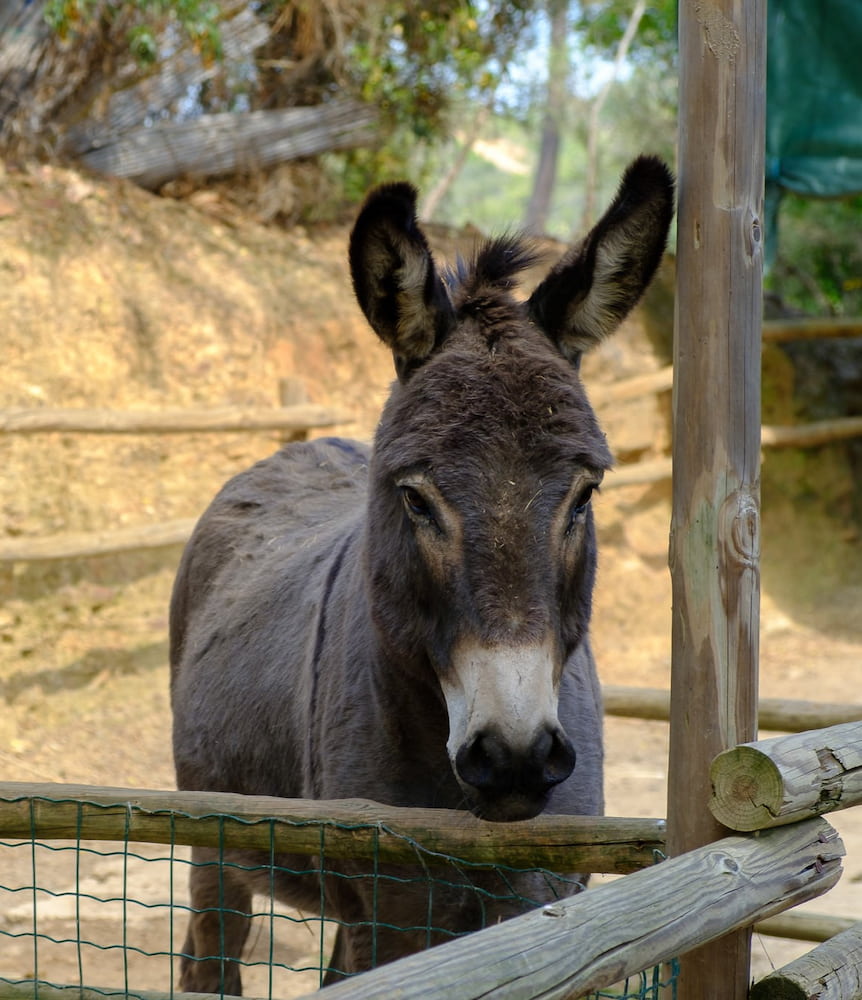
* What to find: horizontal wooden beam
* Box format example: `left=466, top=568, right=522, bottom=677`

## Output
left=0, top=403, right=346, bottom=435
left=0, top=913, right=856, bottom=1000
left=0, top=782, right=664, bottom=874
left=709, top=721, right=862, bottom=831
left=762, top=317, right=862, bottom=343
left=762, top=416, right=862, bottom=449
left=754, top=911, right=858, bottom=944
left=299, top=818, right=842, bottom=1000
left=604, top=456, right=673, bottom=488
left=591, top=366, right=674, bottom=406
left=0, top=985, right=190, bottom=1000
left=0, top=518, right=196, bottom=561
left=750, top=921, right=862, bottom=1000
left=602, top=685, right=862, bottom=734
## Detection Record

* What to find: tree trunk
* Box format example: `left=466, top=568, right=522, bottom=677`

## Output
left=523, top=0, right=569, bottom=235
left=420, top=104, right=491, bottom=221
left=580, top=0, right=647, bottom=230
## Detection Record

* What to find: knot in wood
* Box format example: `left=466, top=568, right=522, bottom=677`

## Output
left=719, top=489, right=760, bottom=569
left=719, top=855, right=740, bottom=875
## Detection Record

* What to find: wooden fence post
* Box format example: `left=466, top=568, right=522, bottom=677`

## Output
left=667, top=2, right=766, bottom=998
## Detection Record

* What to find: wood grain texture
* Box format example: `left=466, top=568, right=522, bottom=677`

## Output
left=668, top=1, right=766, bottom=995
left=296, top=818, right=842, bottom=1000
left=710, top=722, right=862, bottom=831
left=750, top=922, right=862, bottom=1000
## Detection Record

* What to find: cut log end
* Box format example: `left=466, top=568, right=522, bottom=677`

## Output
left=709, top=745, right=785, bottom=831
left=749, top=976, right=808, bottom=1000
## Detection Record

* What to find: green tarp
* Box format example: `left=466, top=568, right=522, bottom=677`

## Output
left=767, top=0, right=862, bottom=262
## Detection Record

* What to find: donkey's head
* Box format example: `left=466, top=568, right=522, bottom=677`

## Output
left=351, top=157, right=673, bottom=821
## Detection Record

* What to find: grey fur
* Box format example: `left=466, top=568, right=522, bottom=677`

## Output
left=170, top=156, right=674, bottom=991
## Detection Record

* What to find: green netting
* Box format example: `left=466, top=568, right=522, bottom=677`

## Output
left=0, top=794, right=678, bottom=1000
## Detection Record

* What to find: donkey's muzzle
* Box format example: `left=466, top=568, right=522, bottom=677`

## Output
left=455, top=726, right=576, bottom=820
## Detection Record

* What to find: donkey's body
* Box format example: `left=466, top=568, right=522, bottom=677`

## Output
left=171, top=156, right=674, bottom=991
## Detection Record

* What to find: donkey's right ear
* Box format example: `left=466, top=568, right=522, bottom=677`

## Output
left=349, top=183, right=455, bottom=380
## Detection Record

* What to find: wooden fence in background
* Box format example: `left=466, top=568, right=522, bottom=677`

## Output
left=2, top=317, right=860, bottom=563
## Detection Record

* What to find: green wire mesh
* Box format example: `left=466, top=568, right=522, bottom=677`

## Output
left=0, top=794, right=678, bottom=1000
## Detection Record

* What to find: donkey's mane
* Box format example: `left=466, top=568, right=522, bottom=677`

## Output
left=443, top=234, right=542, bottom=301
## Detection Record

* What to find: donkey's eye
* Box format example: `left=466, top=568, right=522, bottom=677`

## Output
left=401, top=485, right=434, bottom=521
left=565, top=485, right=595, bottom=534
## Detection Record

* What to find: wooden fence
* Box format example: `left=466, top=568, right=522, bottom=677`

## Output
left=0, top=719, right=858, bottom=998
left=2, top=315, right=861, bottom=565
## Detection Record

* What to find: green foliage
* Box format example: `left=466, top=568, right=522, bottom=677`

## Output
left=768, top=193, right=862, bottom=316
left=44, top=0, right=223, bottom=62
left=575, top=0, right=677, bottom=70
left=348, top=3, right=537, bottom=135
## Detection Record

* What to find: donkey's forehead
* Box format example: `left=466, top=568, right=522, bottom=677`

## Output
left=375, top=324, right=613, bottom=479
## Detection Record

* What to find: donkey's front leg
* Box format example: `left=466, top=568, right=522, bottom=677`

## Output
left=178, top=847, right=253, bottom=996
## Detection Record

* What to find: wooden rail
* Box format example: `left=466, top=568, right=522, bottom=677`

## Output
left=0, top=403, right=346, bottom=435
left=762, top=317, right=862, bottom=343
left=751, top=922, right=862, bottom=999
left=0, top=782, right=663, bottom=874
left=6, top=408, right=861, bottom=561
left=0, top=782, right=846, bottom=1000
left=0, top=518, right=196, bottom=562
left=299, top=818, right=842, bottom=1000
left=602, top=685, right=862, bottom=734
left=709, top=722, right=862, bottom=831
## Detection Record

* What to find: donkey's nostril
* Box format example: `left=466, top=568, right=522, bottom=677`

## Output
left=455, top=727, right=576, bottom=798
left=455, top=732, right=511, bottom=795
left=538, top=728, right=577, bottom=787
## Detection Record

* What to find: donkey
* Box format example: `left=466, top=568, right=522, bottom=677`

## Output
left=170, top=155, right=674, bottom=992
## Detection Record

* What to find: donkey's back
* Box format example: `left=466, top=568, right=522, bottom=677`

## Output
left=170, top=437, right=369, bottom=797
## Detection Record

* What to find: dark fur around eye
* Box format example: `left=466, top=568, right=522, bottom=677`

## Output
left=565, top=485, right=595, bottom=534
left=401, top=485, right=434, bottom=521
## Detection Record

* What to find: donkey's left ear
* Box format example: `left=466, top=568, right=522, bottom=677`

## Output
left=528, top=156, right=674, bottom=366
left=349, top=182, right=455, bottom=381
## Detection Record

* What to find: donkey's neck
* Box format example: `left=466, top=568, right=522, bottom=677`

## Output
left=304, top=525, right=457, bottom=807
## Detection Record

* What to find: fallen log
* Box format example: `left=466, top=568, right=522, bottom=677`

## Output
left=80, top=100, right=378, bottom=189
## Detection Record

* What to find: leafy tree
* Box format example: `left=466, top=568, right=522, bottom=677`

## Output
left=3, top=0, right=540, bottom=197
